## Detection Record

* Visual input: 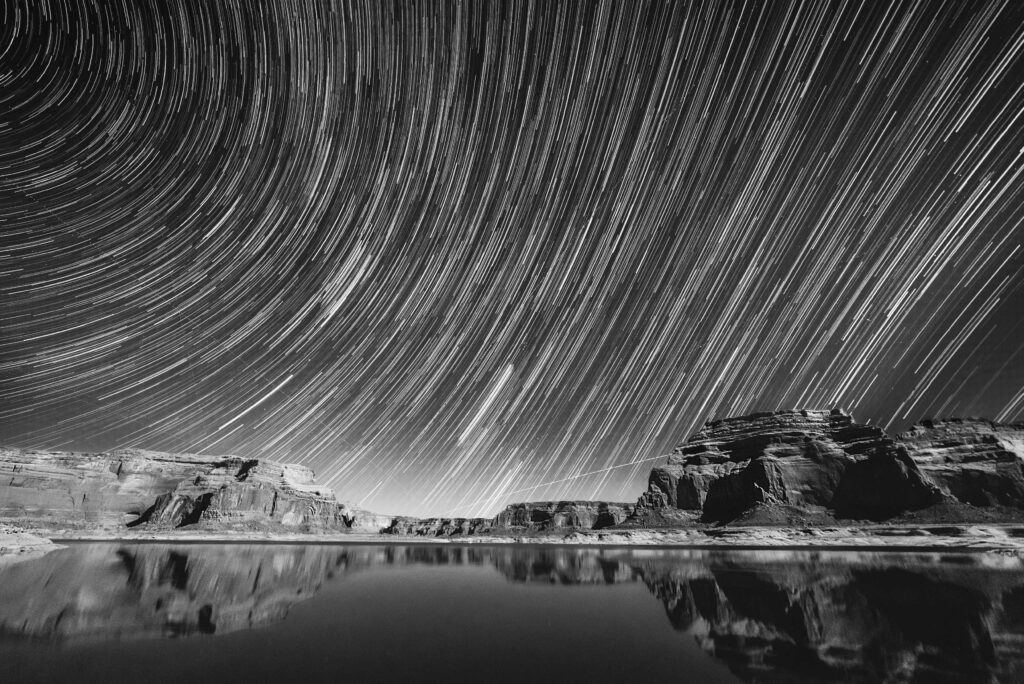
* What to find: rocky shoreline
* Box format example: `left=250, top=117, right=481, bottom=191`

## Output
left=0, top=525, right=62, bottom=564
left=2, top=408, right=1022, bottom=551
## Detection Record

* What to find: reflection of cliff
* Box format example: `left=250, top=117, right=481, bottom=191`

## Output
left=2, top=544, right=1022, bottom=681
left=0, top=544, right=351, bottom=640
left=632, top=554, right=1024, bottom=683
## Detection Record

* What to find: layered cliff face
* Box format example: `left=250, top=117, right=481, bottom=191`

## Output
left=141, top=459, right=348, bottom=530
left=383, top=516, right=493, bottom=536
left=638, top=409, right=941, bottom=522
left=0, top=447, right=229, bottom=527
left=380, top=501, right=635, bottom=537
left=899, top=419, right=1024, bottom=508
left=492, top=501, right=634, bottom=531
left=0, top=447, right=351, bottom=531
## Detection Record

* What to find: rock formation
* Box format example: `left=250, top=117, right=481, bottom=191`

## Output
left=899, top=419, right=1024, bottom=508
left=491, top=501, right=634, bottom=530
left=138, top=459, right=347, bottom=530
left=3, top=408, right=1022, bottom=535
left=380, top=501, right=635, bottom=537
left=383, top=516, right=493, bottom=536
left=0, top=446, right=357, bottom=532
left=638, top=409, right=942, bottom=520
left=0, top=447, right=234, bottom=527
left=635, top=408, right=1024, bottom=523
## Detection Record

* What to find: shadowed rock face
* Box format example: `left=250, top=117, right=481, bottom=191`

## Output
left=899, top=419, right=1024, bottom=508
left=638, top=409, right=941, bottom=522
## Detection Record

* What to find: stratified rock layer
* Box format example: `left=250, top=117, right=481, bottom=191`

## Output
left=900, top=419, right=1024, bottom=508
left=638, top=409, right=1024, bottom=523
left=638, top=409, right=941, bottom=522
left=0, top=447, right=229, bottom=527
left=142, top=459, right=348, bottom=530
left=383, top=517, right=493, bottom=536
left=492, top=501, right=635, bottom=531
left=0, top=447, right=352, bottom=531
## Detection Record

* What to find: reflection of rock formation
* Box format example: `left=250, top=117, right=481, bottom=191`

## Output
left=0, top=543, right=349, bottom=640
left=488, top=548, right=635, bottom=584
left=632, top=553, right=1024, bottom=683
left=1, top=543, right=1022, bottom=681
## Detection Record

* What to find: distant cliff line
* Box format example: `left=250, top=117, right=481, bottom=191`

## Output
left=1, top=407, right=1022, bottom=536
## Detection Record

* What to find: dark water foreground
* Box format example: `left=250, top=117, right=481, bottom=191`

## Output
left=1, top=543, right=1023, bottom=683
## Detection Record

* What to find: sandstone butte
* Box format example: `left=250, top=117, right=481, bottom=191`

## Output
left=1, top=408, right=1022, bottom=542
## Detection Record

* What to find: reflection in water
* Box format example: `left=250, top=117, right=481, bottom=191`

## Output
left=1, top=543, right=1022, bottom=682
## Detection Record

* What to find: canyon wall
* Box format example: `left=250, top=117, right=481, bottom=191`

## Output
left=636, top=408, right=1024, bottom=523
left=0, top=447, right=354, bottom=532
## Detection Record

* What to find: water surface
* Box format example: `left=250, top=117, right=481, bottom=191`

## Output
left=1, top=543, right=1022, bottom=683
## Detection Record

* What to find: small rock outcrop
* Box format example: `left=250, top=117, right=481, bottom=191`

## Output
left=492, top=501, right=634, bottom=531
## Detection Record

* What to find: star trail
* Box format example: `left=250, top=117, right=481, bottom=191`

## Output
left=2, top=0, right=1024, bottom=516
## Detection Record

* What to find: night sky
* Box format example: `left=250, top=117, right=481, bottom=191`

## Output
left=3, top=0, right=1024, bottom=516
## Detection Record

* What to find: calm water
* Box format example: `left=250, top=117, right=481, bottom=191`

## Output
left=1, top=543, right=1023, bottom=683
